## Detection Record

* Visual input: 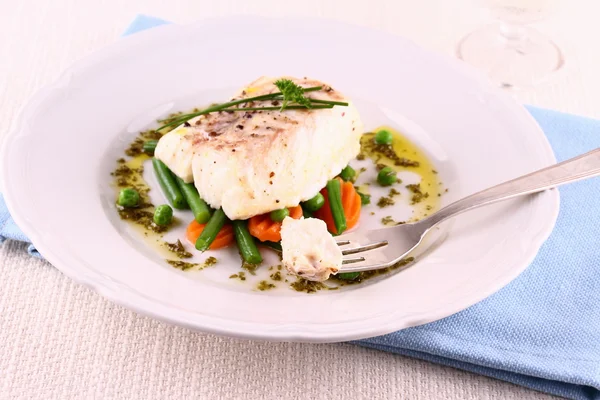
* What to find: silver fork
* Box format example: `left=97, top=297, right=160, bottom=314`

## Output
left=337, top=148, right=600, bottom=273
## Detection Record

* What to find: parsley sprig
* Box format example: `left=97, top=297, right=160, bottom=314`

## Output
left=155, top=80, right=348, bottom=131
left=274, top=79, right=313, bottom=110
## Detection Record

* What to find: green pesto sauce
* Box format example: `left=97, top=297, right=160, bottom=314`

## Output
left=290, top=278, right=329, bottom=293
left=112, top=130, right=167, bottom=231
left=167, top=256, right=217, bottom=272
left=167, top=260, right=197, bottom=271
left=205, top=256, right=218, bottom=267
left=406, top=183, right=429, bottom=205
left=270, top=271, right=282, bottom=281
left=242, top=262, right=259, bottom=275
left=377, top=196, right=395, bottom=208
left=328, top=257, right=415, bottom=287
left=381, top=216, right=396, bottom=225
left=125, top=129, right=162, bottom=157
left=257, top=281, right=276, bottom=291
left=358, top=127, right=441, bottom=219
left=112, top=154, right=168, bottom=234
left=230, top=271, right=247, bottom=281
left=164, top=239, right=192, bottom=259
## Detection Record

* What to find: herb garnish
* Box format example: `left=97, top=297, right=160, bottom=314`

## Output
left=155, top=81, right=348, bottom=131
left=274, top=79, right=312, bottom=110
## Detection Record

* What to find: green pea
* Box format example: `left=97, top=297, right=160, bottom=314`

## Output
left=118, top=188, right=140, bottom=208
left=375, top=129, right=393, bottom=145
left=303, top=193, right=325, bottom=212
left=377, top=167, right=397, bottom=186
left=153, top=204, right=173, bottom=226
left=339, top=165, right=357, bottom=182
left=270, top=208, right=290, bottom=222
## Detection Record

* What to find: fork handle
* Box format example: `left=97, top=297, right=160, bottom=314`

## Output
left=422, top=148, right=600, bottom=229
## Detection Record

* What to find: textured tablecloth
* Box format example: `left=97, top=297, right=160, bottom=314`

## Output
left=3, top=0, right=599, bottom=398
left=0, top=239, right=559, bottom=399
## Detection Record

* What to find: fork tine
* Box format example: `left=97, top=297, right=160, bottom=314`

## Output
left=342, top=256, right=366, bottom=264
left=335, top=222, right=424, bottom=273
left=341, top=240, right=388, bottom=255
left=336, top=240, right=351, bottom=246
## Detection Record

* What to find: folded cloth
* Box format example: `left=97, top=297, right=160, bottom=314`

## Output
left=357, top=108, right=600, bottom=400
left=0, top=193, right=41, bottom=257
left=1, top=14, right=599, bottom=400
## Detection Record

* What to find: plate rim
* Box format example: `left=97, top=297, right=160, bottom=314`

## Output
left=0, top=16, right=560, bottom=342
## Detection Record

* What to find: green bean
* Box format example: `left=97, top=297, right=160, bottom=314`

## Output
left=337, top=272, right=361, bottom=281
left=153, top=204, right=173, bottom=226
left=270, top=208, right=289, bottom=222
left=152, top=158, right=188, bottom=209
left=143, top=140, right=158, bottom=155
left=377, top=167, right=397, bottom=187
left=357, top=191, right=371, bottom=205
left=117, top=188, right=140, bottom=208
left=175, top=177, right=211, bottom=223
left=261, top=241, right=283, bottom=252
left=375, top=129, right=393, bottom=145
left=195, top=208, right=228, bottom=251
left=232, top=220, right=263, bottom=264
left=302, top=193, right=325, bottom=212
left=302, top=206, right=314, bottom=219
left=326, top=179, right=347, bottom=234
left=339, top=165, right=357, bottom=182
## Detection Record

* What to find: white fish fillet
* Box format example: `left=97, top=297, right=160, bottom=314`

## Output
left=155, top=76, right=363, bottom=220
left=280, top=217, right=342, bottom=281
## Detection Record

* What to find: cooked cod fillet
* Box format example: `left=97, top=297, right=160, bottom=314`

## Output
left=155, top=76, right=363, bottom=220
left=280, top=217, right=342, bottom=281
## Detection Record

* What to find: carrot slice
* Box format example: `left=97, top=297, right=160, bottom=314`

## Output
left=313, top=179, right=362, bottom=234
left=248, top=205, right=303, bottom=242
left=341, top=180, right=361, bottom=230
left=186, top=220, right=234, bottom=249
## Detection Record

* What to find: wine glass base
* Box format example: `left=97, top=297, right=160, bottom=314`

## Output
left=457, top=23, right=564, bottom=89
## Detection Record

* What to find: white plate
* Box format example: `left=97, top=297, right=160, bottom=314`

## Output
left=0, top=17, right=558, bottom=342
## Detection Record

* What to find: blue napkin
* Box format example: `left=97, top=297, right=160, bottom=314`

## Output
left=2, top=14, right=599, bottom=399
